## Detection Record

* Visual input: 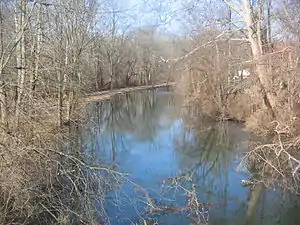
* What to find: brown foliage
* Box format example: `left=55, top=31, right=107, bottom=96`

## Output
left=178, top=33, right=300, bottom=135
left=245, top=109, right=274, bottom=136
left=0, top=95, right=115, bottom=224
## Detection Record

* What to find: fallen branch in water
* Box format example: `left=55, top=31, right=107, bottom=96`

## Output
left=143, top=205, right=188, bottom=215
left=239, top=122, right=300, bottom=193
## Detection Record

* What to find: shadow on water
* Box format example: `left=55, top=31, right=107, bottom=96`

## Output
left=83, top=90, right=300, bottom=225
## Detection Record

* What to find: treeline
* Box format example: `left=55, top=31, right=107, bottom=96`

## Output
left=0, top=0, right=182, bottom=129
left=0, top=0, right=182, bottom=223
left=172, top=0, right=300, bottom=193
left=2, top=0, right=300, bottom=130
left=1, top=0, right=300, bottom=223
left=173, top=0, right=300, bottom=135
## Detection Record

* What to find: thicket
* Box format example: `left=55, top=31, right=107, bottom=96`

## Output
left=0, top=0, right=179, bottom=224
left=1, top=0, right=300, bottom=223
left=173, top=0, right=300, bottom=193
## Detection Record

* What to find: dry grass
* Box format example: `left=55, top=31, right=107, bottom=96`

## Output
left=177, top=40, right=300, bottom=195
left=180, top=49, right=300, bottom=135
left=0, top=94, right=119, bottom=225
left=245, top=109, right=275, bottom=136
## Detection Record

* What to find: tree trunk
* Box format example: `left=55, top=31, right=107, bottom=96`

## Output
left=257, top=0, right=264, bottom=54
left=125, top=64, right=130, bottom=87
left=66, top=90, right=73, bottom=122
left=266, top=0, right=272, bottom=50
left=15, top=0, right=26, bottom=119
left=227, top=4, right=232, bottom=80
left=0, top=3, right=7, bottom=127
left=96, top=59, right=103, bottom=89
left=109, top=54, right=113, bottom=90
left=148, top=71, right=151, bottom=85
left=245, top=183, right=264, bottom=225
left=242, top=0, right=275, bottom=117
left=0, top=78, right=7, bottom=127
left=30, top=3, right=42, bottom=97
left=63, top=39, right=69, bottom=96
left=58, top=70, right=63, bottom=127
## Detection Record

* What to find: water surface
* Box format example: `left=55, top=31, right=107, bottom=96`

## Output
left=83, top=90, right=300, bottom=225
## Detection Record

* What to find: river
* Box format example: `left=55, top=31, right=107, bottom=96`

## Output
left=83, top=90, right=300, bottom=225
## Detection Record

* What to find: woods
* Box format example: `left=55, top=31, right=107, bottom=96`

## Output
left=174, top=0, right=300, bottom=198
left=176, top=0, right=300, bottom=134
left=0, top=1, right=177, bottom=224
left=1, top=0, right=300, bottom=224
left=0, top=0, right=177, bottom=130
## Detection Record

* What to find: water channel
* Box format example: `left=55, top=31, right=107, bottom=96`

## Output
left=83, top=90, right=300, bottom=225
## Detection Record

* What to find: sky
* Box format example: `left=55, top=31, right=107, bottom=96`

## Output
left=118, top=0, right=188, bottom=35
left=114, top=0, right=300, bottom=39
left=35, top=0, right=300, bottom=39
left=26, top=0, right=188, bottom=36
left=119, top=0, right=238, bottom=36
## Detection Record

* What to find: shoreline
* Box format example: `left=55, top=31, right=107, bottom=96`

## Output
left=84, top=82, right=176, bottom=102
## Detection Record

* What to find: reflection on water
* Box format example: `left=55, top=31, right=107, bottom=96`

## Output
left=83, top=90, right=300, bottom=225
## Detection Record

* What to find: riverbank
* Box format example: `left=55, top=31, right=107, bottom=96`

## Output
left=0, top=83, right=178, bottom=224
left=85, top=82, right=176, bottom=102
left=1, top=86, right=299, bottom=225
left=83, top=90, right=300, bottom=225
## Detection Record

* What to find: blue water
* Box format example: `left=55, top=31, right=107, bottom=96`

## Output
left=83, top=91, right=300, bottom=225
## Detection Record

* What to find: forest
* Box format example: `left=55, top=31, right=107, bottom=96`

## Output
left=1, top=0, right=300, bottom=224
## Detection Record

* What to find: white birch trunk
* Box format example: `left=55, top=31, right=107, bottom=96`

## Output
left=0, top=2, right=7, bottom=126
left=15, top=0, right=26, bottom=118
left=242, top=0, right=275, bottom=115
left=30, top=3, right=42, bottom=97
